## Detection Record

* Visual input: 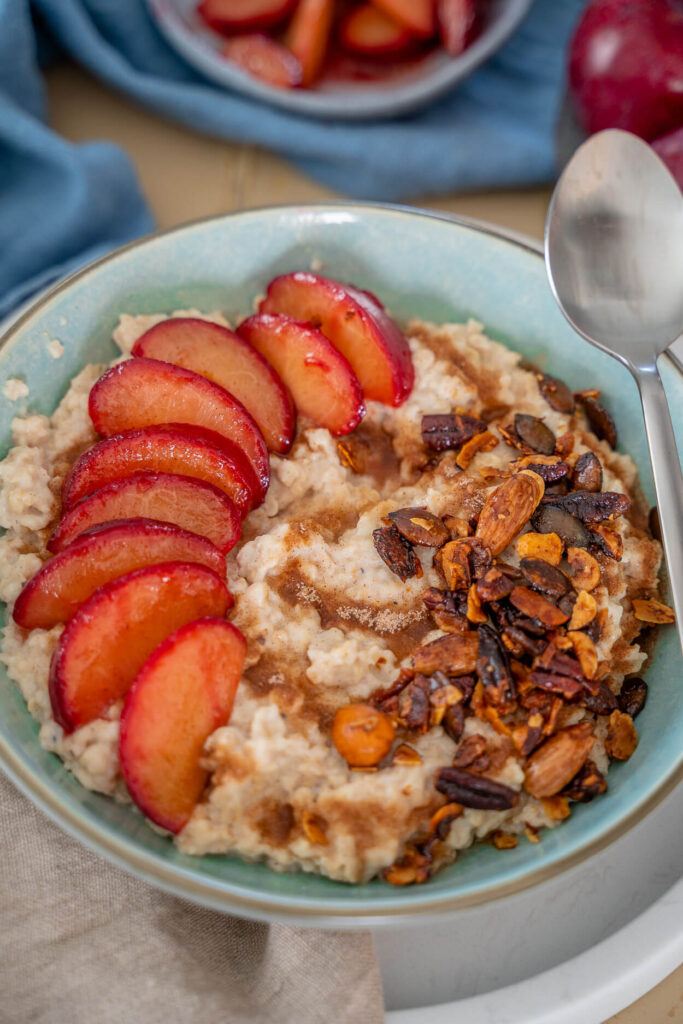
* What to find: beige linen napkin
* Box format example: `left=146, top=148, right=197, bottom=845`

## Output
left=0, top=772, right=385, bottom=1024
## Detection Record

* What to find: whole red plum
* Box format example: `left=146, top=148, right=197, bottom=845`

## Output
left=568, top=0, right=683, bottom=141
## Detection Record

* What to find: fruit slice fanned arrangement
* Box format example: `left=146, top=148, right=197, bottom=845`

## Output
left=12, top=271, right=414, bottom=833
left=198, top=0, right=483, bottom=90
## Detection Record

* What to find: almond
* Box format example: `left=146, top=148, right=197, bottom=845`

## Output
left=475, top=470, right=545, bottom=556
left=524, top=722, right=595, bottom=798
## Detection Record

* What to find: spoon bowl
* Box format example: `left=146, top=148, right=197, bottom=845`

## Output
left=545, top=129, right=683, bottom=644
left=546, top=129, right=683, bottom=367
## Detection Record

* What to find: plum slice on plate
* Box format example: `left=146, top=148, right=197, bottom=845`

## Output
left=49, top=562, right=233, bottom=732
left=437, top=0, right=477, bottom=56
left=49, top=472, right=241, bottom=554
left=197, top=0, right=295, bottom=34
left=340, top=5, right=415, bottom=56
left=132, top=318, right=295, bottom=454
left=89, top=358, right=270, bottom=503
left=238, top=312, right=365, bottom=436
left=120, top=618, right=246, bottom=833
left=221, top=34, right=303, bottom=88
left=259, top=271, right=414, bottom=406
left=285, top=0, right=335, bottom=86
left=372, top=0, right=436, bottom=38
left=62, top=425, right=256, bottom=516
left=13, top=518, right=226, bottom=631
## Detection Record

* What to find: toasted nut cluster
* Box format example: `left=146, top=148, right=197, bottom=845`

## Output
left=331, top=704, right=395, bottom=767
left=363, top=384, right=665, bottom=885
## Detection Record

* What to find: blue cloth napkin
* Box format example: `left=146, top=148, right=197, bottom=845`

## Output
left=0, top=0, right=585, bottom=319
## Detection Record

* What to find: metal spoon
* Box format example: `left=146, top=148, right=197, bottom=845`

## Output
left=545, top=128, right=683, bottom=639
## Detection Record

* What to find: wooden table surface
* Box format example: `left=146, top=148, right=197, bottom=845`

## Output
left=46, top=60, right=682, bottom=1024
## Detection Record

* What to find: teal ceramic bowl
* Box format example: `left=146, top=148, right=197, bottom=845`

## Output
left=1, top=205, right=681, bottom=926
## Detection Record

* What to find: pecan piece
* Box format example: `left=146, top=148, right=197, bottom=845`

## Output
left=582, top=681, right=618, bottom=716
left=413, top=633, right=479, bottom=676
left=618, top=677, right=648, bottom=718
left=437, top=537, right=487, bottom=590
left=541, top=490, right=631, bottom=524
left=373, top=524, right=421, bottom=582
left=606, top=709, right=638, bottom=760
left=537, top=372, right=575, bottom=413
left=452, top=734, right=489, bottom=770
left=577, top=394, right=617, bottom=448
left=531, top=504, right=592, bottom=548
left=476, top=623, right=516, bottom=708
left=516, top=531, right=563, bottom=566
left=566, top=547, right=601, bottom=591
left=519, top=557, right=571, bottom=599
left=572, top=451, right=603, bottom=492
left=475, top=471, right=545, bottom=556
left=388, top=507, right=450, bottom=547
left=509, top=586, right=569, bottom=627
left=435, top=767, right=520, bottom=810
left=524, top=722, right=595, bottom=798
left=514, top=414, right=556, bottom=456
left=422, top=413, right=488, bottom=451
left=562, top=759, right=607, bottom=803
left=397, top=676, right=431, bottom=732
left=632, top=598, right=675, bottom=624
left=476, top=566, right=518, bottom=603
left=529, top=671, right=584, bottom=700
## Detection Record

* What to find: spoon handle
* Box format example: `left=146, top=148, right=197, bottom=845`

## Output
left=636, top=366, right=683, bottom=645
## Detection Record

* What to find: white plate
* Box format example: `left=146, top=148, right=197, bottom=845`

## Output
left=378, top=783, right=682, bottom=1021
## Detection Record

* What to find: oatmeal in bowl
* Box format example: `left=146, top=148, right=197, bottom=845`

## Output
left=0, top=266, right=672, bottom=888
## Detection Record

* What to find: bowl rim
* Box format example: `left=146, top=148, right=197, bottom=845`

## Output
left=144, top=0, right=535, bottom=120
left=1, top=202, right=681, bottom=927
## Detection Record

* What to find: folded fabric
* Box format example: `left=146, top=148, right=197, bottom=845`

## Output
left=0, top=0, right=584, bottom=318
left=0, top=772, right=385, bottom=1024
